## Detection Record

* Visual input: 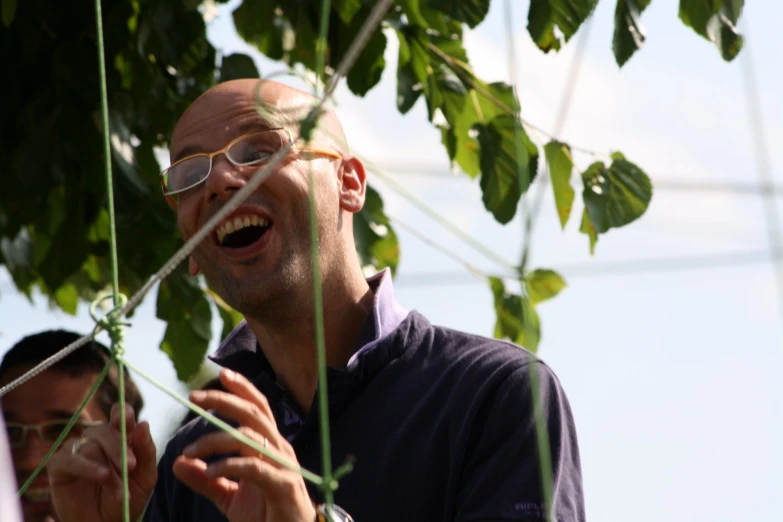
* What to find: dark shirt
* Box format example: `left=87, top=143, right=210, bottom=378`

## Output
left=144, top=273, right=584, bottom=522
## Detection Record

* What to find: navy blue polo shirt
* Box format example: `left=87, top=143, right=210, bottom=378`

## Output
left=144, top=271, right=585, bottom=521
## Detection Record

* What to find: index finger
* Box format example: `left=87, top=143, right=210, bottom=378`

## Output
left=110, top=402, right=137, bottom=432
left=218, top=369, right=275, bottom=418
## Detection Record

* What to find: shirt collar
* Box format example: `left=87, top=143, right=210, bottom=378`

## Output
left=209, top=268, right=408, bottom=370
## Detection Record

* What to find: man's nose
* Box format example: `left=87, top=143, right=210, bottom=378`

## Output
left=204, top=154, right=245, bottom=202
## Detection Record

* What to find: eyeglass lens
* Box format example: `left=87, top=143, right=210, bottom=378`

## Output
left=6, top=421, right=88, bottom=448
left=163, top=131, right=285, bottom=195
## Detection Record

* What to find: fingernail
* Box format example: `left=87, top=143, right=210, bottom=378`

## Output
left=191, top=390, right=205, bottom=400
left=204, top=465, right=216, bottom=478
left=223, top=369, right=236, bottom=381
left=183, top=444, right=196, bottom=457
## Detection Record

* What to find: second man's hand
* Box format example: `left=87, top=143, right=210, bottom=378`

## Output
left=48, top=404, right=158, bottom=522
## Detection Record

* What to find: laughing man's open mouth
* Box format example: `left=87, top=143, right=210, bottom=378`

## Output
left=216, top=215, right=272, bottom=248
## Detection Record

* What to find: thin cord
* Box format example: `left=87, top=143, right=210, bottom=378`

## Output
left=0, top=331, right=99, bottom=396
left=313, top=0, right=336, bottom=508
left=93, top=0, right=129, bottom=516
left=118, top=356, right=325, bottom=484
left=520, top=16, right=593, bottom=273
left=393, top=249, right=779, bottom=286
left=739, top=33, right=783, bottom=337
left=367, top=167, right=517, bottom=270
left=390, top=216, right=501, bottom=280
left=367, top=163, right=783, bottom=197
left=504, top=2, right=553, bottom=518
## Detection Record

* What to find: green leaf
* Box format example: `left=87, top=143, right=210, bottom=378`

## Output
left=159, top=294, right=212, bottom=382
left=442, top=82, right=520, bottom=178
left=206, top=288, right=244, bottom=341
left=1, top=228, right=36, bottom=294
left=579, top=207, right=598, bottom=255
left=722, top=0, right=743, bottom=23
left=581, top=156, right=652, bottom=234
left=2, top=0, right=16, bottom=27
left=354, top=185, right=400, bottom=275
left=53, top=282, right=79, bottom=315
left=710, top=8, right=744, bottom=61
left=476, top=115, right=538, bottom=224
left=344, top=17, right=387, bottom=96
left=528, top=0, right=598, bottom=53
left=394, top=28, right=432, bottom=114
left=156, top=267, right=203, bottom=322
left=679, top=0, right=744, bottom=61
left=525, top=269, right=566, bottom=305
left=428, top=0, right=491, bottom=28
left=397, top=62, right=423, bottom=114
left=544, top=140, right=575, bottom=228
left=233, top=0, right=285, bottom=61
left=489, top=276, right=541, bottom=352
left=87, top=209, right=111, bottom=243
left=398, top=0, right=429, bottom=27
left=613, top=0, right=652, bottom=67
left=38, top=191, right=90, bottom=292
left=334, top=0, right=362, bottom=24
left=421, top=6, right=464, bottom=37
left=475, top=82, right=520, bottom=120
left=679, top=0, right=721, bottom=38
left=157, top=268, right=212, bottom=381
left=219, top=53, right=260, bottom=82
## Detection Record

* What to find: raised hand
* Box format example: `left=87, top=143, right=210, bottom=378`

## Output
left=48, top=404, right=158, bottom=522
left=172, top=369, right=315, bottom=522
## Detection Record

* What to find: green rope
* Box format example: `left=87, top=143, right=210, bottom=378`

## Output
left=502, top=1, right=554, bottom=519
left=118, top=356, right=326, bottom=485
left=368, top=164, right=517, bottom=271
left=17, top=357, right=114, bottom=497
left=116, top=356, right=130, bottom=521
left=90, top=293, right=130, bottom=520
left=93, top=0, right=129, bottom=518
left=312, top=0, right=338, bottom=510
left=93, top=0, right=120, bottom=306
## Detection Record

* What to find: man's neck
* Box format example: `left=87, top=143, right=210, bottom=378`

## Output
left=245, top=270, right=373, bottom=414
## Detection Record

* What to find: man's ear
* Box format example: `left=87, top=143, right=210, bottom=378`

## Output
left=338, top=156, right=366, bottom=214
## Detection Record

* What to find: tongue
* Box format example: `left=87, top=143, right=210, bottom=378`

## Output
left=223, top=226, right=268, bottom=248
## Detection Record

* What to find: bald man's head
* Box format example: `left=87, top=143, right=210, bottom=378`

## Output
left=171, top=79, right=349, bottom=161
left=167, top=78, right=369, bottom=321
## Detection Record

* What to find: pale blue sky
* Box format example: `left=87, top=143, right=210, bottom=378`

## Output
left=2, top=1, right=782, bottom=521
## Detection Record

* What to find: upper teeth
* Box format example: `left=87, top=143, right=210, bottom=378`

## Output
left=217, top=215, right=269, bottom=244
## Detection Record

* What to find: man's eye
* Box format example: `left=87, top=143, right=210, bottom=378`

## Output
left=230, top=134, right=281, bottom=165
left=171, top=159, right=208, bottom=190
left=237, top=148, right=272, bottom=163
left=43, top=422, right=71, bottom=442
left=6, top=426, right=24, bottom=444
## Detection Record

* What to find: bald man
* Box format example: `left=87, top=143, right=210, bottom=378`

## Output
left=47, top=80, right=585, bottom=522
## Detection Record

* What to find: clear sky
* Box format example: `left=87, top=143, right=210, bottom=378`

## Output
left=2, top=1, right=782, bottom=521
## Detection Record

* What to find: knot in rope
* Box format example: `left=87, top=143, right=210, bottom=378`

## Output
left=90, top=291, right=130, bottom=357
